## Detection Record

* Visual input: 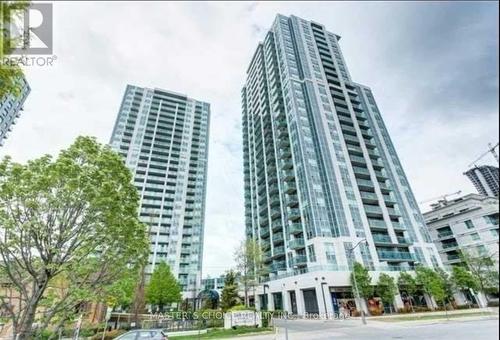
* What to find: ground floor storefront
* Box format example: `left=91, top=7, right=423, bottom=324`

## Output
left=253, top=270, right=473, bottom=317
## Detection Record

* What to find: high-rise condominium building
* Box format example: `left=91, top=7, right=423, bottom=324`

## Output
left=110, top=85, right=210, bottom=298
left=464, top=165, right=499, bottom=197
left=423, top=193, right=499, bottom=268
left=242, top=15, right=442, bottom=315
left=0, top=75, right=30, bottom=146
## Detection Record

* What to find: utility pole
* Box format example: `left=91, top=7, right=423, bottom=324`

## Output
left=348, top=239, right=367, bottom=325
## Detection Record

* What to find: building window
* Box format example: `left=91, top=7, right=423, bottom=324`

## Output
left=470, top=233, right=480, bottom=241
left=308, top=245, right=317, bottom=262
left=490, top=229, right=499, bottom=238
left=464, top=220, right=474, bottom=229
left=324, top=243, right=336, bottom=264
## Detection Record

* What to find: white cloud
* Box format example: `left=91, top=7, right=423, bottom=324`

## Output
left=1, top=2, right=498, bottom=277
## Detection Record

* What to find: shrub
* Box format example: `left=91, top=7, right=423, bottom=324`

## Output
left=397, top=307, right=413, bottom=314
left=488, top=300, right=499, bottom=307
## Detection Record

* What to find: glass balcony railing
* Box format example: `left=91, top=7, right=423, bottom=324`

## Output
left=368, top=219, right=387, bottom=229
left=289, top=238, right=305, bottom=249
left=437, top=230, right=454, bottom=238
left=283, top=183, right=297, bottom=193
left=260, top=228, right=270, bottom=238
left=272, top=233, right=284, bottom=243
left=292, top=255, right=308, bottom=266
left=273, top=246, right=285, bottom=257
left=289, top=223, right=303, bottom=234
left=287, top=208, right=301, bottom=220
left=364, top=204, right=383, bottom=215
left=377, top=251, right=415, bottom=261
left=372, top=234, right=393, bottom=244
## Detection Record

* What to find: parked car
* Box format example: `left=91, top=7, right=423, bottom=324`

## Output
left=114, top=329, right=168, bottom=339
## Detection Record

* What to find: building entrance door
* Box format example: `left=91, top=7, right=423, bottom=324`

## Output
left=289, top=291, right=297, bottom=314
left=302, top=289, right=319, bottom=315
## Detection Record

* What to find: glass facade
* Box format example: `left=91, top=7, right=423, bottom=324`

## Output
left=242, top=15, right=441, bottom=281
left=0, top=75, right=30, bottom=146
left=110, top=85, right=210, bottom=297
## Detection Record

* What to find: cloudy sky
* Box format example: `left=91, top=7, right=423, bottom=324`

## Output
left=1, top=1, right=498, bottom=277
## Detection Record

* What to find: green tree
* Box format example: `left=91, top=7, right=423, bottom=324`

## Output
left=415, top=266, right=446, bottom=309
left=452, top=266, right=480, bottom=305
left=106, top=268, right=141, bottom=310
left=220, top=270, right=240, bottom=311
left=0, top=136, right=148, bottom=339
left=0, top=1, right=31, bottom=98
left=398, top=272, right=418, bottom=312
left=460, top=250, right=499, bottom=300
left=235, top=239, right=264, bottom=307
left=350, top=262, right=373, bottom=299
left=376, top=274, right=397, bottom=313
left=145, top=262, right=182, bottom=312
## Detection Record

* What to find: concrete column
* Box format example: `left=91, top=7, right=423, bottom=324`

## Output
left=295, top=288, right=305, bottom=316
left=317, top=283, right=333, bottom=318
left=267, top=292, right=275, bottom=311
left=255, top=294, right=262, bottom=311
left=476, top=292, right=488, bottom=308
left=394, top=294, right=404, bottom=309
left=423, top=293, right=436, bottom=309
left=282, top=288, right=291, bottom=313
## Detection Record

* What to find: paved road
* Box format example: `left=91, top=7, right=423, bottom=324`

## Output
left=243, top=318, right=499, bottom=340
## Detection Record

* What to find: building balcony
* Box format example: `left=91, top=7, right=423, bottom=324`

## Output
left=360, top=191, right=379, bottom=204
left=356, top=178, right=375, bottom=190
left=268, top=184, right=279, bottom=194
left=270, top=208, right=281, bottom=219
left=387, top=207, right=401, bottom=217
left=368, top=219, right=387, bottom=230
left=392, top=222, right=406, bottom=231
left=272, top=233, right=284, bottom=244
left=289, top=238, right=305, bottom=249
left=291, top=255, right=308, bottom=266
left=271, top=220, right=282, bottom=232
left=350, top=155, right=367, bottom=167
left=364, top=204, right=384, bottom=216
left=279, top=148, right=292, bottom=159
left=440, top=243, right=459, bottom=252
left=282, top=170, right=294, bottom=181
left=397, top=237, right=411, bottom=245
left=260, top=227, right=270, bottom=238
left=289, top=223, right=303, bottom=234
left=283, top=182, right=297, bottom=193
left=286, top=194, right=299, bottom=207
left=261, top=239, right=271, bottom=250
left=270, top=261, right=287, bottom=272
left=353, top=166, right=371, bottom=177
left=372, top=234, right=393, bottom=244
left=273, top=246, right=285, bottom=257
left=287, top=208, right=301, bottom=221
left=437, top=230, right=454, bottom=239
left=281, top=159, right=293, bottom=170
left=377, top=251, right=415, bottom=262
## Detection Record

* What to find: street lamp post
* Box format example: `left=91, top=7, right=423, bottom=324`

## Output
left=349, top=239, right=368, bottom=325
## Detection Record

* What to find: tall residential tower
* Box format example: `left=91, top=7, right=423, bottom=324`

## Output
left=242, top=15, right=442, bottom=315
left=110, top=85, right=210, bottom=298
left=0, top=75, right=30, bottom=146
left=464, top=165, right=499, bottom=197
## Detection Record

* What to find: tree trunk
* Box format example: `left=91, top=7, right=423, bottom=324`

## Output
left=15, top=282, right=48, bottom=340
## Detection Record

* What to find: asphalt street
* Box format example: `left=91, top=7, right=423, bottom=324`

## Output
left=243, top=317, right=499, bottom=340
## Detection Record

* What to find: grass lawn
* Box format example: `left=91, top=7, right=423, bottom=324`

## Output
left=170, top=326, right=274, bottom=339
left=372, top=311, right=494, bottom=322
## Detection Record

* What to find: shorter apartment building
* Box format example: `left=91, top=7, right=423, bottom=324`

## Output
left=423, top=193, right=499, bottom=267
left=201, top=276, right=226, bottom=293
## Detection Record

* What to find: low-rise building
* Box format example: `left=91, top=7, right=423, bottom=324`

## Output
left=423, top=193, right=499, bottom=267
